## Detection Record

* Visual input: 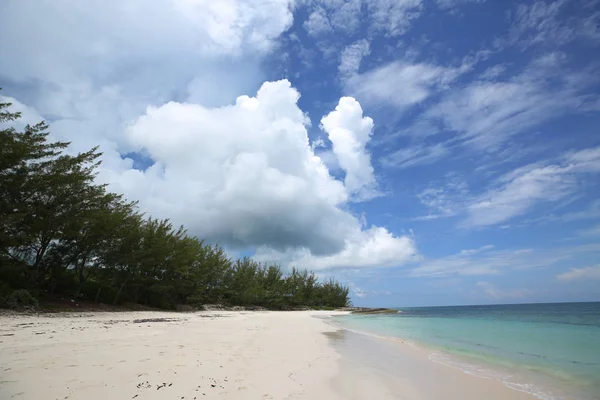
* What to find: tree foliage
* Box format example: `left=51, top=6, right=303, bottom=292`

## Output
left=0, top=97, right=350, bottom=309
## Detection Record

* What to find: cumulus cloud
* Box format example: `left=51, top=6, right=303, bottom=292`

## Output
left=557, top=265, right=600, bottom=281
left=320, top=97, right=379, bottom=200
left=105, top=80, right=417, bottom=269
left=254, top=226, right=418, bottom=270
left=0, top=0, right=295, bottom=144
left=0, top=1, right=418, bottom=271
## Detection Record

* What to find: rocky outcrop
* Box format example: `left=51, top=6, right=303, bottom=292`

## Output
left=338, top=307, right=398, bottom=314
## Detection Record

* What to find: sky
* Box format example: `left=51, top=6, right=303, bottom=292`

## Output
left=1, top=0, right=599, bottom=307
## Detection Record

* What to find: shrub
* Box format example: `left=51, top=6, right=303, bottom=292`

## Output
left=0, top=282, right=11, bottom=308
left=7, top=289, right=39, bottom=309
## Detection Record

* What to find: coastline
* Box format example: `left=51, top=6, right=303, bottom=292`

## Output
left=331, top=307, right=600, bottom=400
left=324, top=320, right=541, bottom=400
left=1, top=310, right=539, bottom=400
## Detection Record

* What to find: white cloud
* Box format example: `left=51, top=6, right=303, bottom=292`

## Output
left=348, top=282, right=367, bottom=298
left=564, top=146, right=600, bottom=172
left=0, top=0, right=296, bottom=183
left=106, top=80, right=417, bottom=269
left=463, top=147, right=600, bottom=228
left=557, top=265, right=600, bottom=281
left=320, top=97, right=379, bottom=200
left=380, top=142, right=450, bottom=169
left=501, top=0, right=575, bottom=49
left=476, top=282, right=533, bottom=300
left=479, top=65, right=506, bottom=80
left=366, top=0, right=423, bottom=37
left=303, top=0, right=422, bottom=37
left=411, top=245, right=567, bottom=278
left=0, top=95, right=44, bottom=129
left=346, top=62, right=457, bottom=109
left=302, top=0, right=362, bottom=36
left=427, top=54, right=600, bottom=151
left=436, top=0, right=486, bottom=9
left=254, top=225, right=418, bottom=270
left=413, top=174, right=468, bottom=220
left=172, top=0, right=294, bottom=53
left=0, top=1, right=419, bottom=271
left=464, top=165, right=576, bottom=228
left=304, top=7, right=334, bottom=36
left=339, top=40, right=371, bottom=78
left=579, top=224, right=600, bottom=237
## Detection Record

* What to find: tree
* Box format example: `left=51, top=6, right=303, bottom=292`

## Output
left=0, top=97, right=351, bottom=310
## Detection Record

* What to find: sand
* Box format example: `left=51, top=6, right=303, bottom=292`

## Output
left=0, top=311, right=538, bottom=400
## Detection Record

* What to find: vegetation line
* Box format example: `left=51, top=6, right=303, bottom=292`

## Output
left=0, top=96, right=351, bottom=310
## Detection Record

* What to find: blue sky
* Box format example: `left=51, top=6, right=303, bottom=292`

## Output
left=1, top=0, right=599, bottom=306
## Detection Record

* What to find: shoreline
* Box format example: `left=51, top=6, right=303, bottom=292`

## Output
left=328, top=315, right=586, bottom=400
left=324, top=322, right=540, bottom=400
left=1, top=310, right=542, bottom=400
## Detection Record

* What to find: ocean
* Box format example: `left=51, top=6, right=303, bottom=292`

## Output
left=335, top=302, right=600, bottom=400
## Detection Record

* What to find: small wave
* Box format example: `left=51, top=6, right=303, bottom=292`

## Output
left=333, top=320, right=564, bottom=400
left=428, top=351, right=562, bottom=400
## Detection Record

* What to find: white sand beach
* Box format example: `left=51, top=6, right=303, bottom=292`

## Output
left=0, top=311, right=537, bottom=400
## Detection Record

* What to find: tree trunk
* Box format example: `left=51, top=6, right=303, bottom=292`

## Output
left=94, top=286, right=102, bottom=303
left=113, top=281, right=126, bottom=305
left=75, top=282, right=84, bottom=299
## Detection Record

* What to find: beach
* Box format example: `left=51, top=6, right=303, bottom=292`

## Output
left=0, top=311, right=538, bottom=400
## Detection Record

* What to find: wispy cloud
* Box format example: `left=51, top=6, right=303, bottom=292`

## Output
left=410, top=244, right=573, bottom=278
left=499, top=0, right=600, bottom=50
left=366, top=0, right=423, bottom=37
left=346, top=61, right=457, bottom=109
left=339, top=39, right=371, bottom=78
left=476, top=282, right=533, bottom=300
left=463, top=147, right=600, bottom=228
left=501, top=0, right=575, bottom=49
left=380, top=142, right=451, bottom=169
left=578, top=224, right=600, bottom=237
left=435, top=0, right=487, bottom=11
left=557, top=265, right=600, bottom=281
left=302, top=0, right=423, bottom=51
left=304, top=7, right=334, bottom=36
left=413, top=174, right=468, bottom=220
left=515, top=199, right=600, bottom=227
left=427, top=53, right=600, bottom=151
left=348, top=282, right=368, bottom=298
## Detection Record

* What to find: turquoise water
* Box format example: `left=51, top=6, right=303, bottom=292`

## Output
left=337, top=302, right=600, bottom=400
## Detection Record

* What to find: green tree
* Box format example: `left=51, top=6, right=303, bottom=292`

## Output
left=0, top=97, right=351, bottom=310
